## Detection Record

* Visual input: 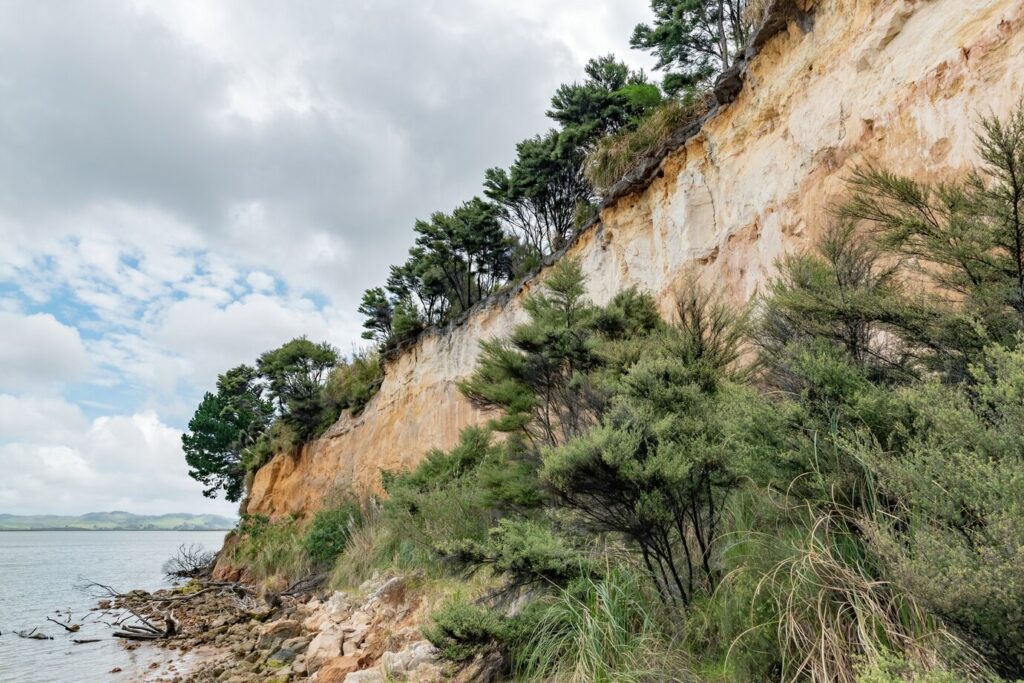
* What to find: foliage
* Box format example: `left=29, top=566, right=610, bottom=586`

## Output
left=460, top=259, right=663, bottom=449
left=511, top=567, right=688, bottom=682
left=841, top=105, right=1024, bottom=380
left=257, top=337, right=339, bottom=441
left=323, top=350, right=383, bottom=416
left=585, top=94, right=711, bottom=194
left=485, top=130, right=593, bottom=259
left=231, top=514, right=310, bottom=582
left=859, top=343, right=1024, bottom=678
left=631, top=0, right=754, bottom=94
left=182, top=364, right=274, bottom=501
left=424, top=597, right=521, bottom=663
left=302, top=501, right=362, bottom=567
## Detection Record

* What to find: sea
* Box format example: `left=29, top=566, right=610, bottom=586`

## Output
left=0, top=530, right=228, bottom=682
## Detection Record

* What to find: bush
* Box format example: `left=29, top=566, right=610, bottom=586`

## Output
left=302, top=502, right=362, bottom=567
left=859, top=343, right=1024, bottom=679
left=424, top=597, right=517, bottom=663
left=231, top=514, right=310, bottom=582
left=324, top=351, right=384, bottom=417
left=585, top=94, right=711, bottom=194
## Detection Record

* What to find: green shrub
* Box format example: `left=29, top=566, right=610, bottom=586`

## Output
left=232, top=514, right=310, bottom=582
left=859, top=343, right=1024, bottom=679
left=302, top=502, right=362, bottom=567
left=324, top=350, right=384, bottom=417
left=584, top=95, right=711, bottom=194
left=512, top=568, right=688, bottom=682
left=424, top=597, right=516, bottom=663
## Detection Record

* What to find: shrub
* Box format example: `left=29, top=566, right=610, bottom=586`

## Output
left=302, top=502, right=362, bottom=567
left=584, top=95, right=711, bottom=194
left=424, top=597, right=516, bottom=663
left=323, top=350, right=384, bottom=417
left=859, top=343, right=1024, bottom=679
left=231, top=514, right=310, bottom=582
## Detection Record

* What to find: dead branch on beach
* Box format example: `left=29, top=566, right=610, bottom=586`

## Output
left=45, top=616, right=81, bottom=632
left=15, top=628, right=53, bottom=640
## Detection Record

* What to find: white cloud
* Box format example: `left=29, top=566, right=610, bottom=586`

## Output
left=0, top=406, right=236, bottom=516
left=0, top=0, right=658, bottom=515
left=0, top=311, right=90, bottom=392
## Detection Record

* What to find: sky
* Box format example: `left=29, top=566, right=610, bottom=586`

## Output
left=0, top=0, right=657, bottom=517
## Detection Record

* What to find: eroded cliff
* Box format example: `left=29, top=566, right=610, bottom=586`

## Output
left=246, top=0, right=1024, bottom=519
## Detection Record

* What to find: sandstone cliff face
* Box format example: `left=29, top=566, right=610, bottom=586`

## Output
left=246, top=0, right=1024, bottom=519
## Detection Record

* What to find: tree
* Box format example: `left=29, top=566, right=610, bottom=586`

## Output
left=541, top=285, right=781, bottom=605
left=358, top=287, right=394, bottom=346
left=412, top=197, right=513, bottom=313
left=256, top=337, right=339, bottom=441
left=548, top=54, right=661, bottom=150
left=485, top=131, right=592, bottom=259
left=486, top=57, right=660, bottom=260
left=460, top=259, right=663, bottom=450
left=182, top=365, right=273, bottom=502
left=631, top=0, right=753, bottom=94
left=842, top=103, right=1024, bottom=381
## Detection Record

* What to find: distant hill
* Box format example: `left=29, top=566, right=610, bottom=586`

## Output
left=0, top=511, right=237, bottom=531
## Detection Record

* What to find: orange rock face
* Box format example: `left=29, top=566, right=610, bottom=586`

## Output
left=245, top=0, right=1024, bottom=520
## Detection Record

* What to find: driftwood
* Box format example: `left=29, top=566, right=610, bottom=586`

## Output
left=16, top=628, right=53, bottom=640
left=112, top=610, right=177, bottom=641
left=46, top=616, right=81, bottom=632
left=71, top=638, right=101, bottom=644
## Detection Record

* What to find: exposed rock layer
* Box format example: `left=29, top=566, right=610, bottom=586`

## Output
left=246, top=0, right=1024, bottom=519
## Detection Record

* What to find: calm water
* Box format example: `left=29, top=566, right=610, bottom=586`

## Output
left=0, top=530, right=228, bottom=682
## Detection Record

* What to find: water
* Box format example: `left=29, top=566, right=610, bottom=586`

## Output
left=0, top=530, right=228, bottom=682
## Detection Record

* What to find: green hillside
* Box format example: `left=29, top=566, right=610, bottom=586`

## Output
left=0, top=511, right=237, bottom=531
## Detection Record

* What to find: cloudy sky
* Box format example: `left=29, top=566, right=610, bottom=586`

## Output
left=0, top=1, right=656, bottom=516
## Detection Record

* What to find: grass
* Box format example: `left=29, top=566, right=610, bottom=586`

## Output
left=585, top=95, right=712, bottom=194
left=512, top=566, right=691, bottom=682
left=230, top=515, right=311, bottom=584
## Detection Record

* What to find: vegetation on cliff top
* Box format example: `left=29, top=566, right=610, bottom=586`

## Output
left=356, top=0, right=757, bottom=355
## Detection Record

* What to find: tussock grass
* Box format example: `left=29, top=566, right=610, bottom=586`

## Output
left=513, top=567, right=692, bottom=682
left=231, top=516, right=311, bottom=583
left=585, top=95, right=712, bottom=194
left=750, top=512, right=985, bottom=683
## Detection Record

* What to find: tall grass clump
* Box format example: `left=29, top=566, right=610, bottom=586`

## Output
left=231, top=514, right=310, bottom=583
left=585, top=94, right=711, bottom=194
left=512, top=567, right=689, bottom=682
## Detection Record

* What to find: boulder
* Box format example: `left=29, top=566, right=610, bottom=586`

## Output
left=306, top=625, right=345, bottom=672
left=314, top=655, right=361, bottom=683
left=256, top=619, right=301, bottom=650
left=380, top=640, right=438, bottom=675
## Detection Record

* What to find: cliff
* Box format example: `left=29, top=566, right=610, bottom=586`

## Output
left=245, top=0, right=1024, bottom=520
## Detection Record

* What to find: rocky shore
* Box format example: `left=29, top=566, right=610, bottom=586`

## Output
left=110, top=574, right=492, bottom=682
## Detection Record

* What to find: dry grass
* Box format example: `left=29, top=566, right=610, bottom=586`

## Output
left=585, top=95, right=712, bottom=195
left=750, top=512, right=987, bottom=683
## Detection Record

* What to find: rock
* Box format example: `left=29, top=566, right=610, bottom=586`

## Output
left=315, top=655, right=361, bottom=682
left=370, top=576, right=406, bottom=606
left=303, top=611, right=329, bottom=632
left=281, top=635, right=310, bottom=652
left=305, top=625, right=344, bottom=672
left=380, top=640, right=438, bottom=675
left=344, top=669, right=385, bottom=683
left=268, top=647, right=299, bottom=665
left=323, top=592, right=351, bottom=621
left=256, top=619, right=301, bottom=649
